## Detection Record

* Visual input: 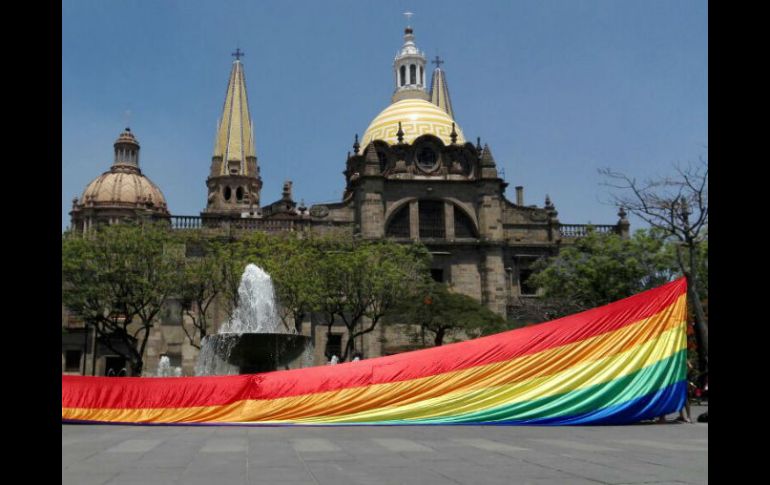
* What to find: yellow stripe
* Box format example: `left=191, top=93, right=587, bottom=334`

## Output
left=362, top=98, right=466, bottom=146
left=294, top=324, right=685, bottom=423
left=62, top=324, right=683, bottom=424
left=63, top=296, right=685, bottom=424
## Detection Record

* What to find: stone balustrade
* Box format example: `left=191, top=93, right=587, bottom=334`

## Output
left=559, top=224, right=619, bottom=238
left=173, top=215, right=619, bottom=240
left=170, top=215, right=204, bottom=229
left=170, top=215, right=310, bottom=232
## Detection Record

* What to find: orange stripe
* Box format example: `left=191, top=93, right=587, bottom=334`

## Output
left=63, top=294, right=685, bottom=424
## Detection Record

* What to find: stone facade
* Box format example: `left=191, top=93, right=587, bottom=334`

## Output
left=64, top=26, right=629, bottom=376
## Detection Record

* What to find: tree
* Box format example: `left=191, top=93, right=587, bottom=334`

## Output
left=313, top=233, right=430, bottom=361
left=259, top=233, right=323, bottom=333
left=62, top=222, right=184, bottom=375
left=529, top=229, right=677, bottom=314
left=395, top=281, right=510, bottom=346
left=176, top=232, right=232, bottom=348
left=601, top=159, right=708, bottom=372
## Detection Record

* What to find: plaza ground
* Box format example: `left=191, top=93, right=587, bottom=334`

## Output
left=62, top=405, right=707, bottom=485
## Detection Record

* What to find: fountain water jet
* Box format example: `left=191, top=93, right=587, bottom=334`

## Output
left=195, top=264, right=313, bottom=375
left=157, top=355, right=172, bottom=377
left=156, top=356, right=183, bottom=377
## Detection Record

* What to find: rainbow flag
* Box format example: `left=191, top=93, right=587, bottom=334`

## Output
left=62, top=278, right=688, bottom=425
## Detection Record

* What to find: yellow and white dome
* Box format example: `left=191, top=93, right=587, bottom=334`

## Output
left=361, top=98, right=466, bottom=147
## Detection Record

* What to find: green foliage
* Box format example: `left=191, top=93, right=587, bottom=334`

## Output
left=62, top=222, right=184, bottom=375
left=666, top=235, right=707, bottom=302
left=176, top=228, right=431, bottom=361
left=394, top=281, right=510, bottom=346
left=601, top=160, right=708, bottom=372
left=257, top=232, right=324, bottom=333
left=310, top=232, right=431, bottom=361
left=529, top=229, right=677, bottom=312
left=174, top=232, right=234, bottom=347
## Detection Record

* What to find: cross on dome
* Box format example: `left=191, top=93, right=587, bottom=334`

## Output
left=231, top=48, right=244, bottom=61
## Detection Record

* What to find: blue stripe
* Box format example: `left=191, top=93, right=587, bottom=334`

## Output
left=485, top=380, right=687, bottom=426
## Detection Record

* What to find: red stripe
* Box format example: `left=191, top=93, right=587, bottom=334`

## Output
left=62, top=278, right=686, bottom=409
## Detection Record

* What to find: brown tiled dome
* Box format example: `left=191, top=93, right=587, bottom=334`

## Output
left=79, top=166, right=169, bottom=213
left=72, top=128, right=170, bottom=217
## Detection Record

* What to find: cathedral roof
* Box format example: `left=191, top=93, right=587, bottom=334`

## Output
left=213, top=58, right=256, bottom=172
left=361, top=98, right=466, bottom=147
left=80, top=169, right=169, bottom=212
left=74, top=128, right=169, bottom=215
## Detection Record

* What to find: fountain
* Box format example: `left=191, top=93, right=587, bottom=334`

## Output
left=157, top=355, right=172, bottom=377
left=195, top=264, right=313, bottom=375
left=156, top=356, right=183, bottom=377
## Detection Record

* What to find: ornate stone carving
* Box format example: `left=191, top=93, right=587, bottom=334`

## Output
left=309, top=205, right=329, bottom=218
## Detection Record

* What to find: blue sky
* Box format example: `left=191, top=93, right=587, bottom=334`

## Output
left=62, top=0, right=707, bottom=232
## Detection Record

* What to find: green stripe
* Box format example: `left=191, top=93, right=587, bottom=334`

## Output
left=371, top=349, right=687, bottom=425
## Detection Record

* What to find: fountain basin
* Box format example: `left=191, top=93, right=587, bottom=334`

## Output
left=198, top=333, right=313, bottom=375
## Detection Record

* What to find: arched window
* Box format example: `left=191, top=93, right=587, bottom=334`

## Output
left=223, top=186, right=232, bottom=201
left=410, top=64, right=416, bottom=84
left=400, top=65, right=406, bottom=87
left=236, top=187, right=244, bottom=202
left=386, top=205, right=410, bottom=238
left=419, top=66, right=424, bottom=85
left=419, top=200, right=445, bottom=239
left=454, top=207, right=478, bottom=238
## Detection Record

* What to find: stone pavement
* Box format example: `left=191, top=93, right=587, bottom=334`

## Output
left=62, top=406, right=707, bottom=485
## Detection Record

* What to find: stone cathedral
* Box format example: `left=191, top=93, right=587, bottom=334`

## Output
left=64, top=25, right=628, bottom=376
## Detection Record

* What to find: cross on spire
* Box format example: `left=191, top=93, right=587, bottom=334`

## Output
left=432, top=55, right=444, bottom=68
left=231, top=48, right=244, bottom=61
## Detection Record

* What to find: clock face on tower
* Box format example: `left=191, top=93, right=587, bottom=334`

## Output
left=416, top=146, right=438, bottom=171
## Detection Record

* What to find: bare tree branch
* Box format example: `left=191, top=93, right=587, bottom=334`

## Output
left=599, top=159, right=708, bottom=373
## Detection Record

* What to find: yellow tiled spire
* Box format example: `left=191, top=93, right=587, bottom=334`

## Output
left=429, top=57, right=454, bottom=119
left=213, top=55, right=256, bottom=175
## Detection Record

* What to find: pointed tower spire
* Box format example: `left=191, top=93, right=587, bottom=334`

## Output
left=213, top=54, right=256, bottom=171
left=429, top=56, right=454, bottom=119
left=364, top=144, right=380, bottom=164
left=363, top=144, right=381, bottom=176
left=480, top=144, right=496, bottom=167
left=203, top=52, right=263, bottom=217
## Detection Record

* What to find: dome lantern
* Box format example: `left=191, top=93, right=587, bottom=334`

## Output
left=113, top=127, right=140, bottom=170
left=392, top=13, right=429, bottom=103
